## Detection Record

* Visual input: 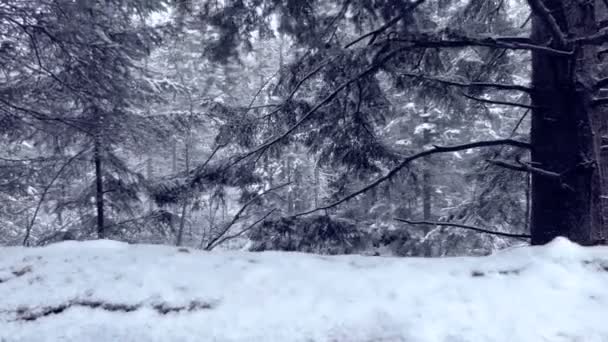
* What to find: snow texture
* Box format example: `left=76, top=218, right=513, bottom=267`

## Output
left=1, top=238, right=608, bottom=342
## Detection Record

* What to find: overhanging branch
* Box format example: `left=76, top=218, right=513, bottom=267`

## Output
left=394, top=218, right=531, bottom=240
left=391, top=34, right=571, bottom=56
left=344, top=0, right=426, bottom=48
left=462, top=92, right=536, bottom=110
left=400, top=72, right=533, bottom=93
left=293, top=139, right=531, bottom=217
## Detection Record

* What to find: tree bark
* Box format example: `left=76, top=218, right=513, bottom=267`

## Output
left=529, top=0, right=606, bottom=245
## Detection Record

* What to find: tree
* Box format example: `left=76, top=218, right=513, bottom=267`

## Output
left=190, top=0, right=608, bottom=246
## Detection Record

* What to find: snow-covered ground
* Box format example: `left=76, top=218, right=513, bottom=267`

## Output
left=1, top=238, right=607, bottom=342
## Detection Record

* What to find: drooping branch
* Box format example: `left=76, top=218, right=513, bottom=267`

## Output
left=486, top=158, right=561, bottom=179
left=204, top=183, right=290, bottom=250
left=391, top=34, right=572, bottom=56
left=400, top=72, right=533, bottom=93
left=394, top=218, right=531, bottom=239
left=221, top=46, right=411, bottom=170
left=206, top=209, right=277, bottom=250
left=293, top=139, right=531, bottom=217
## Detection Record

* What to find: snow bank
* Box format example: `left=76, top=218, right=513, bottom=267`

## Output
left=1, top=237, right=607, bottom=342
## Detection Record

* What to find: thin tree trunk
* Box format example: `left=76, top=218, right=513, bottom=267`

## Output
left=422, top=118, right=432, bottom=221
left=529, top=1, right=606, bottom=245
left=94, top=136, right=105, bottom=239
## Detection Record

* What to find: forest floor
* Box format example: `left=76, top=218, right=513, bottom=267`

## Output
left=0, top=239, right=607, bottom=342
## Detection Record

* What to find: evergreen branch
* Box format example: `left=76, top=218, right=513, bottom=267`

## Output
left=0, top=97, right=91, bottom=134
left=400, top=72, right=533, bottom=93
left=227, top=47, right=410, bottom=168
left=462, top=92, right=537, bottom=109
left=256, top=57, right=335, bottom=121
left=23, top=147, right=90, bottom=246
left=204, top=182, right=290, bottom=250
left=526, top=0, right=568, bottom=47
left=391, top=35, right=572, bottom=56
left=293, top=139, right=531, bottom=217
left=394, top=218, right=531, bottom=239
left=206, top=209, right=277, bottom=250
left=344, top=0, right=426, bottom=48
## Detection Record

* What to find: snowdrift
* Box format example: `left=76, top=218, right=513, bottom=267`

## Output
left=1, top=238, right=607, bottom=342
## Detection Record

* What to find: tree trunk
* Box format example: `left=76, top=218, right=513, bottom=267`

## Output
left=422, top=118, right=432, bottom=221
left=94, top=136, right=105, bottom=239
left=529, top=0, right=606, bottom=245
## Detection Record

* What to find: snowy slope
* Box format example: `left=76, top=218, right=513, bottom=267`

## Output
left=1, top=238, right=607, bottom=342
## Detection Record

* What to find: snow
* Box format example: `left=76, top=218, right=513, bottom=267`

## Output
left=1, top=238, right=608, bottom=342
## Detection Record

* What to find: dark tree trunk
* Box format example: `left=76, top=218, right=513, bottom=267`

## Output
left=94, top=136, right=105, bottom=239
left=529, top=0, right=606, bottom=245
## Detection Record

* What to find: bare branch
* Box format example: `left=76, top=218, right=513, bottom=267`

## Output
left=394, top=218, right=531, bottom=239
left=594, top=78, right=608, bottom=91
left=486, top=158, right=561, bottom=178
left=207, top=209, right=277, bottom=250
left=23, top=147, right=90, bottom=246
left=294, top=139, right=531, bottom=217
left=204, top=183, right=290, bottom=250
left=592, top=97, right=608, bottom=107
left=462, top=92, right=537, bottom=110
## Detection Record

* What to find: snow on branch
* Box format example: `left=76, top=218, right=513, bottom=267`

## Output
left=204, top=183, right=289, bottom=250
left=400, top=72, right=533, bottom=93
left=293, top=139, right=531, bottom=217
left=391, top=34, right=572, bottom=56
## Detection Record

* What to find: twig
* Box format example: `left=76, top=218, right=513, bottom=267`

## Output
left=206, top=209, right=277, bottom=250
left=23, top=147, right=90, bottom=246
left=204, top=183, right=290, bottom=250
left=462, top=92, right=537, bottom=110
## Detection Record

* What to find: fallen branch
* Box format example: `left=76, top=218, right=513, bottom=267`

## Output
left=394, top=218, right=531, bottom=239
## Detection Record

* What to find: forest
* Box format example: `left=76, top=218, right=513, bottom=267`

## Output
left=1, top=0, right=608, bottom=257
